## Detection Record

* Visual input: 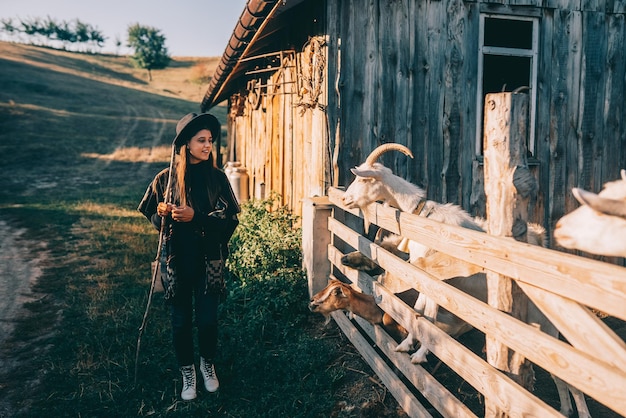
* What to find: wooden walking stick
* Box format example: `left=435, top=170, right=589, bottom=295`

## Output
left=134, top=143, right=176, bottom=384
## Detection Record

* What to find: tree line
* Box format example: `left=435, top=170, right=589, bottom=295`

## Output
left=1, top=17, right=171, bottom=80
left=0, top=16, right=106, bottom=52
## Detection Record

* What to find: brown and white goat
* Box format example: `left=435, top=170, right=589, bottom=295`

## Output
left=554, top=169, right=626, bottom=257
left=309, top=279, right=414, bottom=343
left=340, top=244, right=484, bottom=361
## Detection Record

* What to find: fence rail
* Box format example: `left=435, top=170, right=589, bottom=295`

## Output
left=312, top=187, right=626, bottom=418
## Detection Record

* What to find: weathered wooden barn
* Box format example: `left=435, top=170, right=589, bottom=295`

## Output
left=200, top=1, right=626, bottom=417
left=202, top=0, right=626, bottom=246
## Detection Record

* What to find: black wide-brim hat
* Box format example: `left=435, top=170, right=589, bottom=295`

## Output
left=173, top=113, right=220, bottom=152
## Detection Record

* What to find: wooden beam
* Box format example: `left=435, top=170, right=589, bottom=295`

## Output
left=331, top=311, right=433, bottom=418
left=483, top=92, right=533, bottom=403
left=327, top=218, right=626, bottom=415
left=327, top=189, right=626, bottom=322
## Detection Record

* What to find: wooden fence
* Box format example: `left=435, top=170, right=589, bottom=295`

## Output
left=304, top=188, right=626, bottom=418
left=300, top=91, right=626, bottom=417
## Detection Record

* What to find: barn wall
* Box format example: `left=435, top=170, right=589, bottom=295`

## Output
left=228, top=40, right=330, bottom=218
left=222, top=0, right=626, bottom=258
left=325, top=0, right=626, bottom=253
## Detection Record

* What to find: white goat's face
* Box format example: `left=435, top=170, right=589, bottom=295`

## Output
left=341, top=163, right=391, bottom=209
left=554, top=174, right=626, bottom=257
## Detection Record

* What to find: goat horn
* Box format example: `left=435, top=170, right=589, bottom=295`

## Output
left=573, top=188, right=626, bottom=219
left=364, top=143, right=414, bottom=166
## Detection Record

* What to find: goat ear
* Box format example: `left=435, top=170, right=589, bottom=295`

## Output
left=333, top=286, right=346, bottom=297
left=351, top=167, right=380, bottom=179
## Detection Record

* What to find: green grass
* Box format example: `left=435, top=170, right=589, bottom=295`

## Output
left=0, top=42, right=401, bottom=418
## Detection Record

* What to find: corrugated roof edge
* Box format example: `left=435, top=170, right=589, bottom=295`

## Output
left=200, top=0, right=279, bottom=111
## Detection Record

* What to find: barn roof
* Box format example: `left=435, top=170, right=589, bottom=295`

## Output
left=200, top=0, right=309, bottom=111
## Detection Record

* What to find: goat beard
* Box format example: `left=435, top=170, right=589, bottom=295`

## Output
left=362, top=207, right=373, bottom=235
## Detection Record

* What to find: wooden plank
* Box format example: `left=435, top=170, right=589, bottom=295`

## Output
left=336, top=0, right=369, bottom=179
left=414, top=317, right=563, bottom=418
left=566, top=12, right=584, bottom=222
left=327, top=210, right=626, bottom=371
left=579, top=11, right=606, bottom=195
left=377, top=0, right=413, bottom=180
left=327, top=188, right=626, bottom=321
left=325, top=0, right=340, bottom=189
left=311, top=105, right=327, bottom=197
left=520, top=282, right=626, bottom=370
left=440, top=0, right=469, bottom=205
left=352, top=315, right=478, bottom=418
left=411, top=0, right=430, bottom=187
left=547, top=10, right=582, bottom=240
left=363, top=0, right=378, bottom=154
left=603, top=14, right=626, bottom=188
left=283, top=59, right=295, bottom=210
left=424, top=0, right=446, bottom=200
left=370, top=284, right=561, bottom=418
left=483, top=92, right=532, bottom=382
left=327, top=215, right=626, bottom=415
left=331, top=311, right=433, bottom=418
left=270, top=75, right=283, bottom=200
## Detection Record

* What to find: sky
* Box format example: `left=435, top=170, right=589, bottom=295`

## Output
left=1, top=0, right=249, bottom=57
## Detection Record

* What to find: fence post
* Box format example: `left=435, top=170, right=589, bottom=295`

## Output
left=483, top=92, right=536, bottom=417
left=302, top=196, right=333, bottom=297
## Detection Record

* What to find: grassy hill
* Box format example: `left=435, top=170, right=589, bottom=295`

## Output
left=0, top=42, right=405, bottom=417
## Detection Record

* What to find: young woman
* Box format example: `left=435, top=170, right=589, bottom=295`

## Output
left=138, top=113, right=240, bottom=400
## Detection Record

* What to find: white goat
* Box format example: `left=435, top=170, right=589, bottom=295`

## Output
left=554, top=169, right=626, bottom=258
left=342, top=143, right=483, bottom=263
left=342, top=143, right=486, bottom=358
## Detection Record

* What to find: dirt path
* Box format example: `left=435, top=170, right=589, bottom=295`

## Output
left=0, top=220, right=47, bottom=344
left=0, top=219, right=49, bottom=417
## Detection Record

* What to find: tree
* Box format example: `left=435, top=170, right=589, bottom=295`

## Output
left=88, top=27, right=105, bottom=50
left=0, top=18, right=17, bottom=41
left=54, top=20, right=76, bottom=49
left=126, top=23, right=170, bottom=81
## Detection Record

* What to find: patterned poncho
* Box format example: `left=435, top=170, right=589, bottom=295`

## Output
left=138, top=162, right=240, bottom=301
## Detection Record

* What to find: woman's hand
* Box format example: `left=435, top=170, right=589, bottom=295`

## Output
left=171, top=205, right=194, bottom=222
left=157, top=202, right=174, bottom=217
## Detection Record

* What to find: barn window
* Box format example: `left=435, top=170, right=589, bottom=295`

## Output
left=476, top=15, right=539, bottom=156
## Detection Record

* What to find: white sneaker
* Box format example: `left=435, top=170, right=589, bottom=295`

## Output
left=180, top=365, right=197, bottom=400
left=199, top=357, right=219, bottom=393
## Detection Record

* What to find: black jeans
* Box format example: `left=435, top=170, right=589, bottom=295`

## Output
left=170, top=250, right=220, bottom=367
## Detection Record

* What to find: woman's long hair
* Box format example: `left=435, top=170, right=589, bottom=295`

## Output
left=175, top=143, right=219, bottom=208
